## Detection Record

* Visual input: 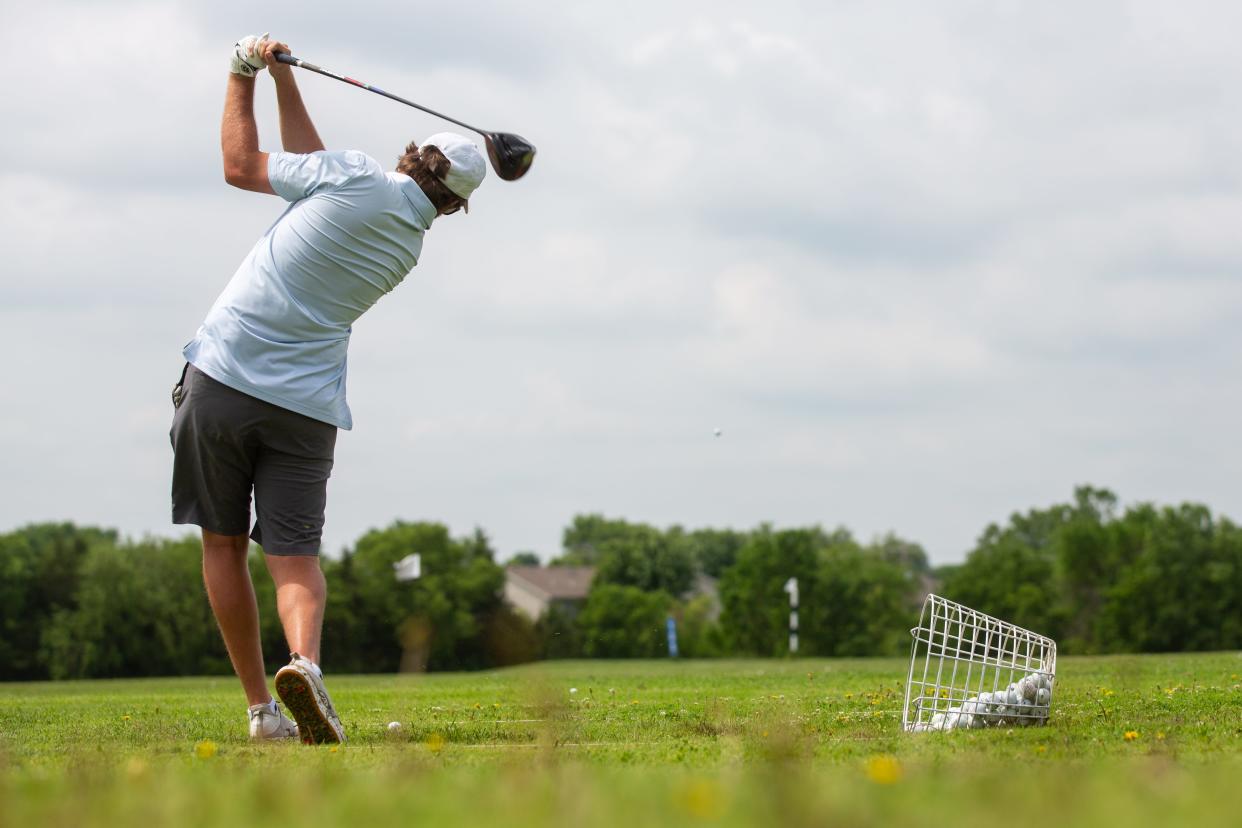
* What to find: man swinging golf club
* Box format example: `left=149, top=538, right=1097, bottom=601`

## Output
left=170, top=34, right=486, bottom=744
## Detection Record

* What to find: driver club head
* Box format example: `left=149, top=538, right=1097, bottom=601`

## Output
left=484, top=132, right=536, bottom=181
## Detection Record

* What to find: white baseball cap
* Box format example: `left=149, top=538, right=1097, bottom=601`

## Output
left=419, top=132, right=486, bottom=205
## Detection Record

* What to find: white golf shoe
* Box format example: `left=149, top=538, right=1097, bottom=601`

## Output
left=275, top=652, right=346, bottom=745
left=249, top=699, right=299, bottom=740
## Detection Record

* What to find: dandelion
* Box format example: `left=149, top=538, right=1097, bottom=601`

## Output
left=425, top=733, right=446, bottom=754
left=194, top=740, right=217, bottom=759
left=1156, top=732, right=1167, bottom=741
left=1035, top=745, right=1047, bottom=754
left=329, top=746, right=339, bottom=753
left=121, top=715, right=132, bottom=722
left=864, top=755, right=903, bottom=785
left=1124, top=730, right=1139, bottom=742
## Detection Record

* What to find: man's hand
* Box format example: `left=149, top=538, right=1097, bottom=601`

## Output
left=229, top=33, right=269, bottom=77
left=261, top=38, right=294, bottom=79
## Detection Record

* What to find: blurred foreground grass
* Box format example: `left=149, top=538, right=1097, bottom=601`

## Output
left=2, top=654, right=1241, bottom=826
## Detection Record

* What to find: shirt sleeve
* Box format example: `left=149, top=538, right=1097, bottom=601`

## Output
left=267, top=150, right=377, bottom=202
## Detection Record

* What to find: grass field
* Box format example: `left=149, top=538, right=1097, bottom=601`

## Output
left=3, top=654, right=1241, bottom=826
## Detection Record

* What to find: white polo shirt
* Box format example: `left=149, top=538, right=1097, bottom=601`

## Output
left=183, top=150, right=437, bottom=430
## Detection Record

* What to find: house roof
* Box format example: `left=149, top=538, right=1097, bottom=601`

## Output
left=505, top=566, right=595, bottom=600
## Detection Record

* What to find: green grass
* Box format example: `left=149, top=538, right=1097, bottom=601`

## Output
left=3, top=654, right=1241, bottom=826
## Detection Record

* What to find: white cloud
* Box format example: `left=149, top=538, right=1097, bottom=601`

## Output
left=1, top=0, right=1240, bottom=562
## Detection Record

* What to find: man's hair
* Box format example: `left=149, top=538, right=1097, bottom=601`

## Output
left=396, top=142, right=466, bottom=215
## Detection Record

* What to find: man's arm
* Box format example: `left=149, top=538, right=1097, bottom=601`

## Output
left=221, top=71, right=274, bottom=194
left=265, top=42, right=326, bottom=154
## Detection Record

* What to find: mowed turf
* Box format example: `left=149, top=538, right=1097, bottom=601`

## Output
left=2, top=654, right=1241, bottom=827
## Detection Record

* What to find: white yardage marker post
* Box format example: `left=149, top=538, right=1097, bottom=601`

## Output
left=784, top=577, right=799, bottom=654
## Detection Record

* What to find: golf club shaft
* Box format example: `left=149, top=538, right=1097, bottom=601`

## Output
left=274, top=53, right=484, bottom=137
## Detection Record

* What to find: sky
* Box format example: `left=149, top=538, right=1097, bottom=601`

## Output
left=1, top=0, right=1240, bottom=564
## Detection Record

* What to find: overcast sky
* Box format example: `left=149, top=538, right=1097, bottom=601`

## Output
left=2, top=0, right=1239, bottom=563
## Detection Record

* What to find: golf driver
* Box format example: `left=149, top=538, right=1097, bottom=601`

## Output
left=274, top=52, right=536, bottom=181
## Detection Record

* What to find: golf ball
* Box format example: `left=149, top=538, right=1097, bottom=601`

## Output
left=713, top=427, right=722, bottom=437
left=387, top=721, right=402, bottom=731
left=1036, top=688, right=1051, bottom=706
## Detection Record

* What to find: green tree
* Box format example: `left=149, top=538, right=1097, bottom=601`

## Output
left=718, top=526, right=825, bottom=656
left=593, top=526, right=695, bottom=596
left=673, top=593, right=725, bottom=657
left=814, top=541, right=915, bottom=657
left=558, top=514, right=644, bottom=566
left=329, top=522, right=507, bottom=672
left=1097, top=504, right=1242, bottom=652
left=941, top=529, right=1065, bottom=642
left=938, top=488, right=1125, bottom=645
left=577, top=584, right=671, bottom=657
left=0, top=523, right=118, bottom=680
left=40, top=537, right=226, bottom=679
left=675, top=527, right=749, bottom=579
left=1052, top=488, right=1133, bottom=649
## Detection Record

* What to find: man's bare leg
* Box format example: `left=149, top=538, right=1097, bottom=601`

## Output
left=264, top=555, right=326, bottom=666
left=201, top=530, right=270, bottom=706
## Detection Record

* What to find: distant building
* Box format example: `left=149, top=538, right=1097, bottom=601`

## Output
left=504, top=566, right=595, bottom=620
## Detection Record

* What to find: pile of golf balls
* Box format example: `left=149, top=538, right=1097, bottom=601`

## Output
left=913, top=670, right=1054, bottom=731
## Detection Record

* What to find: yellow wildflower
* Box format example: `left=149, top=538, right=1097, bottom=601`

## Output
left=676, top=778, right=726, bottom=820
left=864, top=755, right=903, bottom=785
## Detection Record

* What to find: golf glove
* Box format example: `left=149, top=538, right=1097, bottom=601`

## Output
left=230, top=33, right=269, bottom=77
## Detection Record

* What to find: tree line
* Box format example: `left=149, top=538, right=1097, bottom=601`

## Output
left=1, top=486, right=1239, bottom=680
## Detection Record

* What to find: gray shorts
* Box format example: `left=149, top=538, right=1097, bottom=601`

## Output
left=169, top=363, right=337, bottom=556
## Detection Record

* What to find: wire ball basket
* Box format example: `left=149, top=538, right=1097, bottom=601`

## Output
left=903, top=594, right=1057, bottom=732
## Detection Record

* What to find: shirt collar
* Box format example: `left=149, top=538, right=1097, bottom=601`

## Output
left=392, top=173, right=438, bottom=229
